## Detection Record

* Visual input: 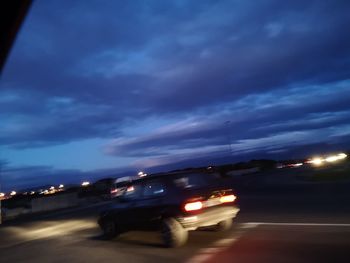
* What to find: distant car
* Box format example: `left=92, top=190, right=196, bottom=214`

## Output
left=98, top=172, right=240, bottom=247
left=110, top=176, right=135, bottom=198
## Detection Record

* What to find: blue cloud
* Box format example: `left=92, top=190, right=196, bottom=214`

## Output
left=1, top=0, right=350, bottom=189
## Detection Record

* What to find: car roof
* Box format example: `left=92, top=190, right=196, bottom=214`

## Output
left=130, top=170, right=215, bottom=184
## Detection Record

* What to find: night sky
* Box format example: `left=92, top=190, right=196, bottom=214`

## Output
left=1, top=0, right=350, bottom=191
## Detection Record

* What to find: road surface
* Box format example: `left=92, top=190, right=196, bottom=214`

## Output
left=1, top=183, right=350, bottom=263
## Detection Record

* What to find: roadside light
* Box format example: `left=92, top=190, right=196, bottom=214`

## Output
left=10, top=191, right=17, bottom=196
left=59, top=184, right=64, bottom=189
left=30, top=191, right=35, bottom=195
left=338, top=153, right=347, bottom=159
left=50, top=186, right=55, bottom=190
left=0, top=193, right=5, bottom=198
left=310, top=157, right=324, bottom=166
left=81, top=181, right=90, bottom=186
left=325, top=155, right=338, bottom=162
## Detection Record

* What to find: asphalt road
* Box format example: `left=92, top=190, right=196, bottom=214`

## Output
left=1, top=183, right=350, bottom=263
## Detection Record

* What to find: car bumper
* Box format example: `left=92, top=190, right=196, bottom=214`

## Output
left=177, top=206, right=240, bottom=230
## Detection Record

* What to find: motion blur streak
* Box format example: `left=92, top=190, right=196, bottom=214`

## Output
left=1, top=219, right=96, bottom=246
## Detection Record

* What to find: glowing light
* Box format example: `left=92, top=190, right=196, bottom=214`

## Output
left=59, top=184, right=64, bottom=189
left=81, top=181, right=90, bottom=186
left=110, top=188, right=118, bottom=194
left=184, top=201, right=203, bottom=211
left=308, top=152, right=347, bottom=166
left=50, top=186, right=55, bottom=190
left=0, top=193, right=5, bottom=198
left=138, top=171, right=147, bottom=177
left=325, top=156, right=338, bottom=162
left=30, top=191, right=35, bottom=195
left=220, top=194, right=237, bottom=203
left=10, top=191, right=17, bottom=196
left=338, top=153, right=347, bottom=159
left=310, top=157, right=324, bottom=165
left=126, top=186, right=134, bottom=192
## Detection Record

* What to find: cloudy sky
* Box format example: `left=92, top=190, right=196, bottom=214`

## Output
left=1, top=0, right=350, bottom=191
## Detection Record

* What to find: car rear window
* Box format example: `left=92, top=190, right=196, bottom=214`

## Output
left=143, top=182, right=166, bottom=197
left=123, top=184, right=142, bottom=200
left=173, top=173, right=217, bottom=189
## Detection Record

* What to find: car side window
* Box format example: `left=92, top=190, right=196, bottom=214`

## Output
left=143, top=181, right=166, bottom=197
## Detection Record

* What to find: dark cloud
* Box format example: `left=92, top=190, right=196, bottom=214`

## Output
left=1, top=0, right=350, bottom=190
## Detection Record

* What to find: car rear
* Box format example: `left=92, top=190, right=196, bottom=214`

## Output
left=171, top=173, right=240, bottom=230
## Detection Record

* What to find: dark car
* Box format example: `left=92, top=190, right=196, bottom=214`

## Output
left=98, top=171, right=240, bottom=247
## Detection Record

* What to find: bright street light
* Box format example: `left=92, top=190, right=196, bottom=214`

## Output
left=81, top=181, right=90, bottom=186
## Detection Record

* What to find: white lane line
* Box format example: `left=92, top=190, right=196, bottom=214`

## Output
left=186, top=224, right=258, bottom=263
left=186, top=221, right=350, bottom=263
left=245, top=222, right=350, bottom=227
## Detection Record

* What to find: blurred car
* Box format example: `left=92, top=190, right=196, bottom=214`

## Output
left=98, top=171, right=239, bottom=247
left=110, top=176, right=134, bottom=198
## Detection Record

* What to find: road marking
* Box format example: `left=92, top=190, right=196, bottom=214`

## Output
left=186, top=223, right=258, bottom=263
left=245, top=222, right=350, bottom=227
left=186, top=221, right=350, bottom=263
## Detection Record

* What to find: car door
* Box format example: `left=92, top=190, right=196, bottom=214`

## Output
left=116, top=183, right=144, bottom=228
left=132, top=180, right=167, bottom=230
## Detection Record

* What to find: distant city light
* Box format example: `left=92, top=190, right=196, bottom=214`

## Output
left=338, top=153, right=347, bottom=159
left=309, top=157, right=324, bottom=166
left=10, top=191, right=17, bottom=196
left=30, top=191, right=35, bottom=195
left=0, top=193, right=5, bottom=198
left=49, top=186, right=55, bottom=190
left=59, top=184, right=64, bottom=189
left=325, top=156, right=338, bottom=162
left=307, top=152, right=347, bottom=166
left=81, top=181, right=90, bottom=186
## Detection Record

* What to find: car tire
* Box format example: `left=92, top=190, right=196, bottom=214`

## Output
left=214, top=218, right=233, bottom=231
left=101, top=219, right=118, bottom=239
left=161, top=218, right=188, bottom=248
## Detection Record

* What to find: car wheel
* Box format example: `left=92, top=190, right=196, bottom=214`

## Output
left=214, top=218, right=233, bottom=231
left=161, top=218, right=188, bottom=248
left=101, top=219, right=118, bottom=239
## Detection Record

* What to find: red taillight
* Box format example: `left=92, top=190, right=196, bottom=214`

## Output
left=126, top=186, right=134, bottom=192
left=110, top=189, right=118, bottom=194
left=220, top=194, right=236, bottom=203
left=184, top=201, right=203, bottom=211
